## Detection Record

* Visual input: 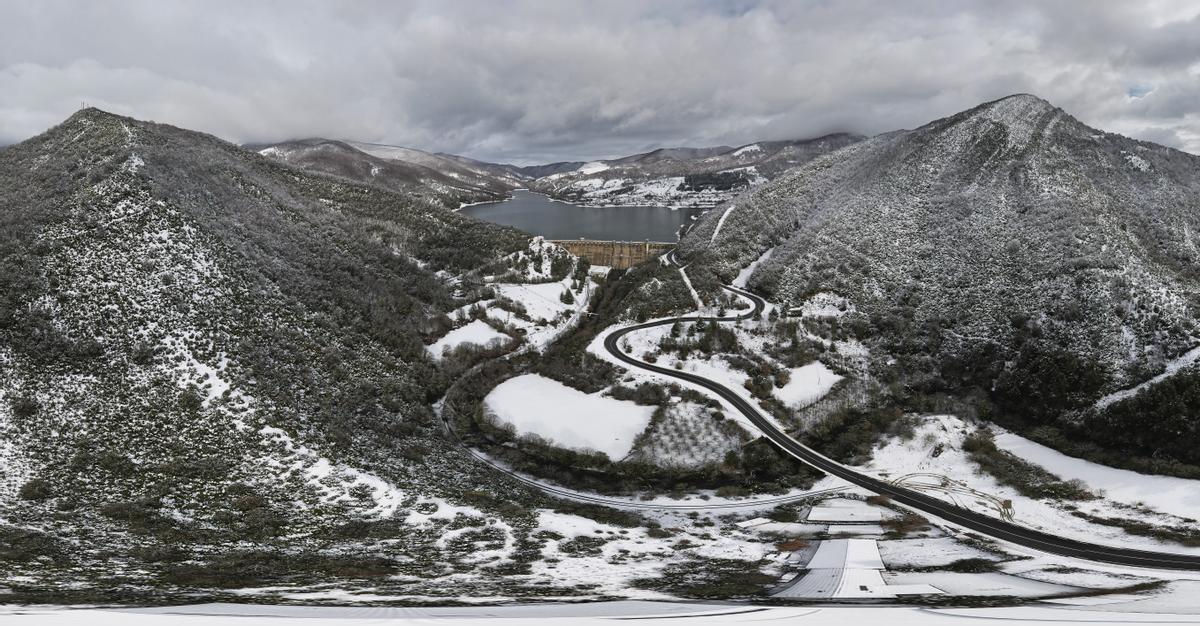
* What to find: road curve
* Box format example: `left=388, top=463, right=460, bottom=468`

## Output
left=603, top=278, right=1200, bottom=571
left=441, top=407, right=845, bottom=512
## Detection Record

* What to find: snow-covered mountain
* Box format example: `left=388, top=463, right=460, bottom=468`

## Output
left=0, top=109, right=803, bottom=603
left=348, top=140, right=528, bottom=192
left=531, top=134, right=864, bottom=208
left=0, top=108, right=552, bottom=596
left=681, top=94, right=1200, bottom=467
left=253, top=138, right=527, bottom=208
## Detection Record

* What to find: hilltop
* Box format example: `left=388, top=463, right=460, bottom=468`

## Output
left=253, top=138, right=525, bottom=208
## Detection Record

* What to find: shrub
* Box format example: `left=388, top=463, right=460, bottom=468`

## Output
left=0, top=525, right=65, bottom=563
left=775, top=538, right=809, bottom=551
left=10, top=396, right=39, bottom=418
left=18, top=478, right=53, bottom=501
left=881, top=512, right=929, bottom=537
left=766, top=507, right=799, bottom=522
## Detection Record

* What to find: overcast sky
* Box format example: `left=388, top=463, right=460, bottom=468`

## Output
left=1, top=0, right=1198, bottom=164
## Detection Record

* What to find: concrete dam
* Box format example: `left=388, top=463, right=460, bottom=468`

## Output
left=551, top=239, right=675, bottom=269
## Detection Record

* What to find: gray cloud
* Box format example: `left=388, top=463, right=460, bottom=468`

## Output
left=1, top=0, right=1198, bottom=163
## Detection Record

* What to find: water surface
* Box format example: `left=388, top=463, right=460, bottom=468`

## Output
left=461, top=190, right=704, bottom=241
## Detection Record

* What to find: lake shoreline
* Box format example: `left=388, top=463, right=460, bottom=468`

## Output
left=461, top=189, right=706, bottom=241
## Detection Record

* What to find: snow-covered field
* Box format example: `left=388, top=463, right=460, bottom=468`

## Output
left=877, top=537, right=1001, bottom=568
left=493, top=281, right=576, bottom=323
left=775, top=362, right=843, bottom=408
left=483, top=374, right=654, bottom=459
left=993, top=429, right=1200, bottom=521
left=426, top=319, right=510, bottom=359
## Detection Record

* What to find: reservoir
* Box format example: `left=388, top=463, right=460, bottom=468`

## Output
left=460, top=189, right=706, bottom=242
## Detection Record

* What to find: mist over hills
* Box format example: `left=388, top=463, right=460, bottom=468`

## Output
left=681, top=93, right=1200, bottom=468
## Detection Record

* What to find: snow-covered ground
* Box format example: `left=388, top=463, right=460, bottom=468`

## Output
left=256, top=426, right=406, bottom=518
left=796, top=292, right=854, bottom=318
left=483, top=374, right=654, bottom=460
left=426, top=319, right=510, bottom=359
left=446, top=238, right=596, bottom=350
left=863, top=414, right=1200, bottom=556
left=15, top=602, right=1200, bottom=623
left=1095, top=346, right=1200, bottom=409
left=993, top=429, right=1200, bottom=522
left=882, top=571, right=1078, bottom=597
left=775, top=539, right=941, bottom=599
left=775, top=362, right=843, bottom=408
left=493, top=281, right=576, bottom=323
left=877, top=537, right=1001, bottom=568
left=732, top=246, right=774, bottom=288
left=806, top=497, right=894, bottom=523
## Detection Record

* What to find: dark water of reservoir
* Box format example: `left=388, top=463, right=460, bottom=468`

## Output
left=460, top=190, right=705, bottom=241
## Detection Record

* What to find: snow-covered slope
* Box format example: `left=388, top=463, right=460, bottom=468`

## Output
left=349, top=140, right=528, bottom=193
left=254, top=138, right=525, bottom=208
left=0, top=108, right=557, bottom=597
left=531, top=134, right=864, bottom=208
left=680, top=93, right=1200, bottom=466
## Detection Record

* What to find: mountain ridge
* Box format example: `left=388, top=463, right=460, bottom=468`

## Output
left=0, top=106, right=571, bottom=597
left=531, top=133, right=865, bottom=208
left=679, top=92, right=1200, bottom=467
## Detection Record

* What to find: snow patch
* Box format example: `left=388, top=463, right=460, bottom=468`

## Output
left=797, top=292, right=854, bottom=318
left=994, top=428, right=1200, bottom=521
left=483, top=374, right=654, bottom=460
left=774, top=361, right=843, bottom=408
left=1095, top=345, right=1200, bottom=409
left=258, top=426, right=405, bottom=518
left=1123, top=152, right=1151, bottom=172
left=576, top=161, right=610, bottom=175
left=710, top=203, right=737, bottom=242
left=426, top=319, right=510, bottom=360
left=733, top=144, right=763, bottom=157
left=732, top=247, right=774, bottom=288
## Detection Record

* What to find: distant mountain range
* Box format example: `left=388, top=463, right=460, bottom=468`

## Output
left=680, top=93, right=1200, bottom=469
left=250, top=138, right=525, bottom=208
left=253, top=134, right=865, bottom=210
left=529, top=135, right=865, bottom=208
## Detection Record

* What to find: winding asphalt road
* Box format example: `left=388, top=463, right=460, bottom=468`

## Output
left=603, top=265, right=1200, bottom=571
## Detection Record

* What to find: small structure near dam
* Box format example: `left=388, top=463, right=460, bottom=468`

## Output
left=551, top=239, right=675, bottom=269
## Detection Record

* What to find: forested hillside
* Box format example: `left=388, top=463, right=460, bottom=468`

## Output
left=254, top=138, right=519, bottom=208
left=681, top=94, right=1200, bottom=470
left=0, top=108, right=543, bottom=598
